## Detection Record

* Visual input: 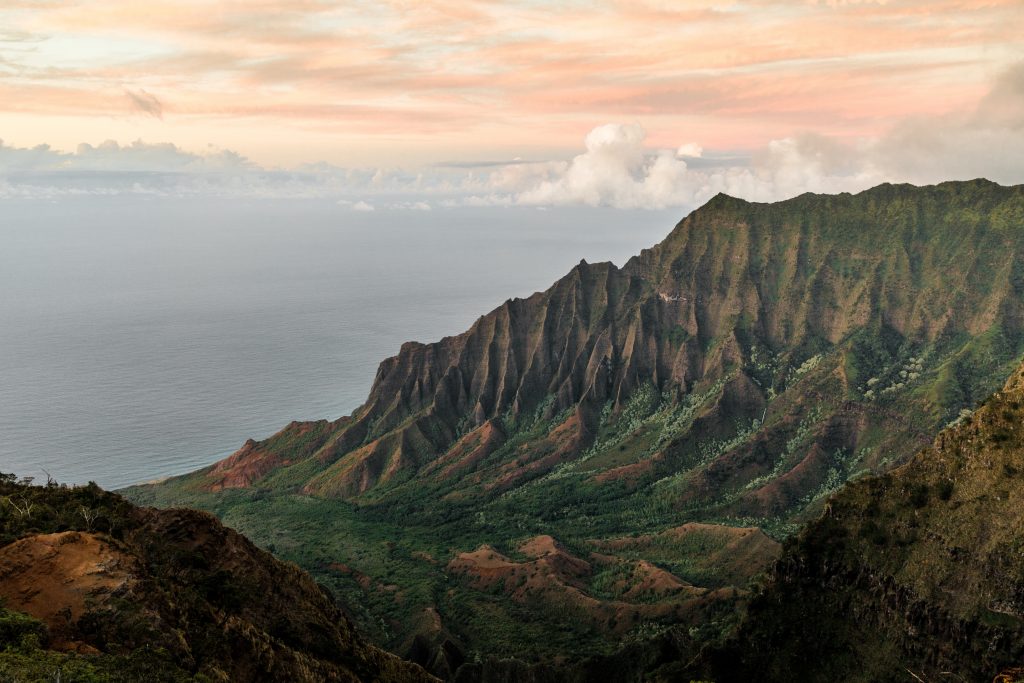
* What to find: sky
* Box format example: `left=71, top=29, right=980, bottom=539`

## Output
left=1, top=0, right=1023, bottom=209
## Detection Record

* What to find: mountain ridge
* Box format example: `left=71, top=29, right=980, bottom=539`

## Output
left=129, top=178, right=1024, bottom=669
left=189, top=178, right=1024, bottom=508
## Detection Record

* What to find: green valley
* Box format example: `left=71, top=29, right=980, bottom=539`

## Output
left=125, top=180, right=1024, bottom=676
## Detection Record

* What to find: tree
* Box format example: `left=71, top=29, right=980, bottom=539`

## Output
left=4, top=495, right=34, bottom=519
left=79, top=505, right=100, bottom=532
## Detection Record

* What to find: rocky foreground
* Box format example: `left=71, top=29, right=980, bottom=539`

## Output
left=0, top=478, right=435, bottom=682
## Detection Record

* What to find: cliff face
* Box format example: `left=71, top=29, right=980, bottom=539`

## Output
left=195, top=180, right=1024, bottom=516
left=710, top=360, right=1024, bottom=682
left=0, top=479, right=435, bottom=683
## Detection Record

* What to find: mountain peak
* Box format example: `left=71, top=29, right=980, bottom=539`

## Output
left=699, top=191, right=748, bottom=210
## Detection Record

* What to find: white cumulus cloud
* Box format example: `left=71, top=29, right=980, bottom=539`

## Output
left=510, top=124, right=692, bottom=209
left=477, top=124, right=879, bottom=209
left=676, top=143, right=703, bottom=158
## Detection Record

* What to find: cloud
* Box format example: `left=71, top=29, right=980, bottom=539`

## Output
left=676, top=143, right=703, bottom=158
left=476, top=124, right=881, bottom=210
left=461, top=61, right=1024, bottom=208
left=974, top=61, right=1024, bottom=129
left=0, top=138, right=250, bottom=173
left=393, top=200, right=432, bottom=211
left=1, top=63, right=1023, bottom=206
left=125, top=88, right=163, bottom=119
left=0, top=29, right=43, bottom=43
left=864, top=61, right=1024, bottom=187
left=510, top=124, right=674, bottom=208
left=0, top=138, right=269, bottom=198
left=1, top=0, right=1020, bottom=162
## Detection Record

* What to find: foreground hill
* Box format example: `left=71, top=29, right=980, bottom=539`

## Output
left=0, top=476, right=435, bottom=682
left=701, top=359, right=1024, bottom=681
left=129, top=179, right=1024, bottom=668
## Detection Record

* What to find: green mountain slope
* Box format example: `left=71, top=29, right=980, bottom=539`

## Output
left=127, top=179, right=1024, bottom=671
left=705, top=359, right=1024, bottom=681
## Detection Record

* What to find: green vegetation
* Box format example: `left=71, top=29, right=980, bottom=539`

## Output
left=0, top=473, right=135, bottom=545
left=706, top=363, right=1024, bottom=682
left=126, top=180, right=1024, bottom=671
left=0, top=611, right=206, bottom=683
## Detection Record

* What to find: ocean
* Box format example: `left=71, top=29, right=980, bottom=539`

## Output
left=0, top=196, right=677, bottom=488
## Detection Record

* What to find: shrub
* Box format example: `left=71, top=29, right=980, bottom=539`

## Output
left=859, top=520, right=887, bottom=546
left=909, top=483, right=929, bottom=508
left=0, top=608, right=48, bottom=650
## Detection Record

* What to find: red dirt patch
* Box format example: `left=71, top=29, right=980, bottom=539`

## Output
left=422, top=420, right=505, bottom=480
left=593, top=522, right=780, bottom=587
left=447, top=535, right=733, bottom=635
left=480, top=409, right=590, bottom=493
left=206, top=421, right=326, bottom=490
left=621, top=560, right=700, bottom=601
left=0, top=532, right=134, bottom=648
left=592, top=451, right=664, bottom=485
left=518, top=534, right=563, bottom=558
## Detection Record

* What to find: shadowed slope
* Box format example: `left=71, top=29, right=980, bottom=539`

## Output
left=0, top=478, right=435, bottom=683
left=709, top=361, right=1024, bottom=681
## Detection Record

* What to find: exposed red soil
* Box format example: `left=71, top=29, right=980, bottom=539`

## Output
left=479, top=410, right=590, bottom=493
left=592, top=451, right=664, bottom=484
left=0, top=531, right=134, bottom=649
left=421, top=420, right=505, bottom=480
left=620, top=560, right=699, bottom=601
left=206, top=420, right=327, bottom=490
left=447, top=535, right=733, bottom=635
left=593, top=522, right=781, bottom=587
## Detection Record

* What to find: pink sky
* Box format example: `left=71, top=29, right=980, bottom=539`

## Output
left=0, top=0, right=1020, bottom=168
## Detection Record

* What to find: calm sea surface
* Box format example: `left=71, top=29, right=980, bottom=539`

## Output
left=0, top=197, right=677, bottom=488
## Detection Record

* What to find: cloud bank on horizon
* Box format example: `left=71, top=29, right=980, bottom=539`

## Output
left=2, top=60, right=1023, bottom=210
